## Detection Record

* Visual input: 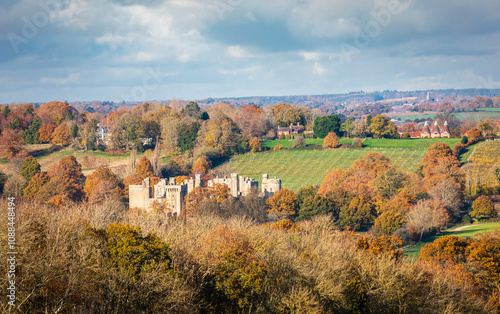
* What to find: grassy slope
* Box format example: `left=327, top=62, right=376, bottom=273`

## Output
left=404, top=222, right=500, bottom=260
left=229, top=138, right=465, bottom=192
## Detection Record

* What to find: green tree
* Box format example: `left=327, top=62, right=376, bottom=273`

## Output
left=71, top=124, right=78, bottom=138
left=340, top=118, right=354, bottom=137
left=20, top=156, right=41, bottom=181
left=85, top=119, right=98, bottom=151
left=2, top=105, right=10, bottom=117
left=313, top=114, right=341, bottom=139
left=183, top=101, right=202, bottom=119
left=297, top=185, right=336, bottom=220
left=370, top=115, right=398, bottom=139
left=178, top=122, right=199, bottom=152
left=23, top=116, right=41, bottom=144
left=470, top=195, right=496, bottom=220
left=366, top=115, right=372, bottom=126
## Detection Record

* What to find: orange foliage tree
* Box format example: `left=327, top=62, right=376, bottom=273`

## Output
left=265, top=188, right=298, bottom=218
left=39, top=123, right=56, bottom=143
left=51, top=123, right=71, bottom=145
left=323, top=132, right=340, bottom=148
left=84, top=167, right=122, bottom=202
left=192, top=155, right=211, bottom=174
left=249, top=137, right=262, bottom=152
left=35, top=155, right=86, bottom=203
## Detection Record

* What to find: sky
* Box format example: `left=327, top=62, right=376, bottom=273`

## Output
left=1, top=0, right=500, bottom=103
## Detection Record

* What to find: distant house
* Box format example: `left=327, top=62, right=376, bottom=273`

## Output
left=421, top=121, right=450, bottom=138
left=277, top=123, right=304, bottom=137
left=399, top=131, right=421, bottom=139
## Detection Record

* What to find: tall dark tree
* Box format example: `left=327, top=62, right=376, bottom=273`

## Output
left=24, top=116, right=41, bottom=144
left=178, top=122, right=200, bottom=152
left=313, top=114, right=342, bottom=139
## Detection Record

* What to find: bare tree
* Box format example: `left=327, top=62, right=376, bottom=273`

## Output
left=407, top=200, right=449, bottom=240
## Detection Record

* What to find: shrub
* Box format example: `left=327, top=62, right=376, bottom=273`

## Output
left=461, top=136, right=468, bottom=145
left=352, top=138, right=363, bottom=148
left=324, top=132, right=340, bottom=148
left=292, top=136, right=306, bottom=148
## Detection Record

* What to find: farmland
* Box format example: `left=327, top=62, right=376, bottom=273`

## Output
left=462, top=140, right=500, bottom=187
left=227, top=138, right=475, bottom=191
left=226, top=148, right=426, bottom=191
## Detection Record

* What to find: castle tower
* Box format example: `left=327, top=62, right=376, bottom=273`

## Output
left=261, top=174, right=281, bottom=198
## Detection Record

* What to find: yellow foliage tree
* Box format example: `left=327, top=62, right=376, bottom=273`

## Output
left=192, top=156, right=211, bottom=174
left=265, top=188, right=298, bottom=218
left=323, top=132, right=340, bottom=148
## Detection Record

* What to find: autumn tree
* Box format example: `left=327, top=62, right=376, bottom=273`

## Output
left=3, top=174, right=27, bottom=197
left=477, top=118, right=495, bottom=137
left=372, top=168, right=408, bottom=199
left=249, top=137, right=262, bottom=152
left=106, top=223, right=171, bottom=278
left=419, top=143, right=462, bottom=181
left=51, top=123, right=71, bottom=145
left=20, top=156, right=41, bottom=181
left=470, top=195, right=496, bottom=220
left=407, top=200, right=449, bottom=240
left=266, top=188, right=298, bottom=219
left=465, top=128, right=481, bottom=140
left=323, top=132, right=340, bottom=148
left=192, top=155, right=211, bottom=174
left=374, top=210, right=405, bottom=234
left=39, top=123, right=56, bottom=143
left=419, top=235, right=470, bottom=264
left=370, top=115, right=398, bottom=139
left=36, top=155, right=86, bottom=203
left=135, top=156, right=154, bottom=178
left=23, top=172, right=50, bottom=200
left=84, top=167, right=122, bottom=202
left=339, top=196, right=376, bottom=231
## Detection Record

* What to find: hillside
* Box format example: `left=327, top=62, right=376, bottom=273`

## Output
left=223, top=138, right=464, bottom=191
left=462, top=140, right=500, bottom=189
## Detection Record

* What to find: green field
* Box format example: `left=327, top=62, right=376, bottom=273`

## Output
left=262, top=138, right=351, bottom=149
left=362, top=138, right=461, bottom=149
left=404, top=222, right=500, bottom=260
left=226, top=148, right=426, bottom=191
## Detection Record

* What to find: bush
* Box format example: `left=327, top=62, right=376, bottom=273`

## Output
left=461, top=136, right=468, bottom=145
left=352, top=138, right=363, bottom=148
left=292, top=136, right=306, bottom=148
left=273, top=144, right=284, bottom=151
left=279, top=133, right=285, bottom=140
left=402, top=132, right=410, bottom=139
left=324, top=132, right=340, bottom=148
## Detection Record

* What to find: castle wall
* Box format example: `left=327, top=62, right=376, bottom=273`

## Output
left=261, top=174, right=281, bottom=198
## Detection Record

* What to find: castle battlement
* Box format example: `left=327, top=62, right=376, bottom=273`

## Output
left=129, top=173, right=281, bottom=214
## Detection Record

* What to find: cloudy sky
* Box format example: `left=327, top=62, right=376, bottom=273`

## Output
left=1, top=0, right=500, bottom=103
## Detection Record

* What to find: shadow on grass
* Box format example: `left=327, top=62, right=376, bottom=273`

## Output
left=29, top=145, right=63, bottom=158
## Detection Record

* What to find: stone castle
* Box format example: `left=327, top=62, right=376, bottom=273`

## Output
left=129, top=173, right=281, bottom=215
